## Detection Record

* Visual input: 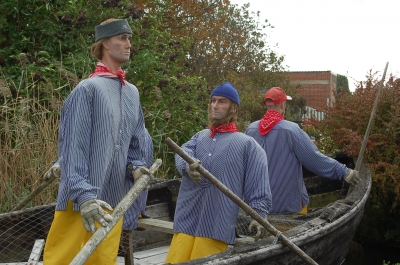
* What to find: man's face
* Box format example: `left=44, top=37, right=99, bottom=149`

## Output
left=107, top=34, right=132, bottom=63
left=210, top=96, right=231, bottom=121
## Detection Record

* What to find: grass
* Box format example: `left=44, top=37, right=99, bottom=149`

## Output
left=0, top=83, right=62, bottom=212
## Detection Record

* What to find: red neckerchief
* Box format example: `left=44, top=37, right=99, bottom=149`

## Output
left=89, top=62, right=126, bottom=85
left=258, top=110, right=284, bottom=135
left=209, top=122, right=239, bottom=138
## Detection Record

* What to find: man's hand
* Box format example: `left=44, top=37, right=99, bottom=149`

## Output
left=80, top=199, right=113, bottom=233
left=186, top=160, right=201, bottom=184
left=248, top=219, right=269, bottom=241
left=132, top=167, right=154, bottom=189
left=132, top=167, right=154, bottom=181
left=344, top=169, right=361, bottom=185
left=41, top=164, right=60, bottom=182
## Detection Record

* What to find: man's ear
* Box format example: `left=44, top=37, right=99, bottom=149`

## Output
left=102, top=39, right=110, bottom=50
left=280, top=102, right=286, bottom=114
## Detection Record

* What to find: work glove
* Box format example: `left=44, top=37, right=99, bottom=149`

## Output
left=132, top=167, right=154, bottom=182
left=344, top=169, right=361, bottom=185
left=41, top=164, right=60, bottom=182
left=186, top=159, right=201, bottom=184
left=80, top=199, right=113, bottom=233
left=132, top=167, right=154, bottom=190
left=248, top=219, right=269, bottom=241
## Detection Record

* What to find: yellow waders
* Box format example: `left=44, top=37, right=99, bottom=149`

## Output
left=165, top=232, right=228, bottom=264
left=43, top=200, right=123, bottom=265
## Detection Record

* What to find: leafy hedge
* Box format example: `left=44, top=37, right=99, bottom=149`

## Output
left=0, top=0, right=211, bottom=177
left=314, top=72, right=400, bottom=247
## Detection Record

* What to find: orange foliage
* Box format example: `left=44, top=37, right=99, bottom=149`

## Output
left=133, top=0, right=286, bottom=87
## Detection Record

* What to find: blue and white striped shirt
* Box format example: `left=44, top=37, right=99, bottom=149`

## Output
left=173, top=130, right=272, bottom=245
left=55, top=76, right=152, bottom=212
left=245, top=120, right=348, bottom=214
left=123, top=128, right=154, bottom=230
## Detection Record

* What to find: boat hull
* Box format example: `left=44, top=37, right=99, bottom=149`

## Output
left=180, top=162, right=371, bottom=265
left=0, top=158, right=371, bottom=265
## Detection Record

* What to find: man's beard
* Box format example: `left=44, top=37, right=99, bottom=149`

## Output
left=209, top=118, right=223, bottom=128
left=209, top=116, right=232, bottom=128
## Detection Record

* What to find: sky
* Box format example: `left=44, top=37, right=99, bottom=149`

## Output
left=229, top=0, right=400, bottom=92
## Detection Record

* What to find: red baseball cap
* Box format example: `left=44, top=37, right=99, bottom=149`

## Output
left=264, top=87, right=292, bottom=105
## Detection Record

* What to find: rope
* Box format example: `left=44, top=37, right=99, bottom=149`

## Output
left=273, top=231, right=282, bottom=244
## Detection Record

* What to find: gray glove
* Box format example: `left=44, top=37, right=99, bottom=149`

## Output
left=186, top=159, right=201, bottom=184
left=80, top=199, right=113, bottom=233
left=344, top=169, right=361, bottom=185
left=248, top=219, right=269, bottom=241
left=132, top=167, right=154, bottom=190
left=132, top=167, right=153, bottom=181
left=41, top=164, right=60, bottom=182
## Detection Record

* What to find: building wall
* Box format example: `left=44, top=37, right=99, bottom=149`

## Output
left=287, top=71, right=337, bottom=111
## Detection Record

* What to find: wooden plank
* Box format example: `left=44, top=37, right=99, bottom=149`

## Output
left=137, top=252, right=168, bottom=264
left=137, top=218, right=174, bottom=234
left=235, top=237, right=254, bottom=245
left=115, top=246, right=169, bottom=265
left=145, top=202, right=170, bottom=219
left=134, top=246, right=170, bottom=259
left=136, top=218, right=254, bottom=246
left=28, top=239, right=45, bottom=265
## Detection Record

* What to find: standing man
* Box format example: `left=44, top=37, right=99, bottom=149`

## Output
left=165, top=82, right=272, bottom=264
left=245, top=87, right=360, bottom=215
left=43, top=19, right=153, bottom=265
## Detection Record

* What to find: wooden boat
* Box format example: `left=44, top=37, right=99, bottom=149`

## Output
left=0, top=153, right=371, bottom=265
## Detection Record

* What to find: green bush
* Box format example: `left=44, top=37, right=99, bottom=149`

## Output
left=0, top=0, right=209, bottom=211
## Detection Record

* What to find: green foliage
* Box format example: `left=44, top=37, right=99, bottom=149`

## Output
left=336, top=74, right=350, bottom=97
left=0, top=0, right=299, bottom=212
left=286, top=91, right=307, bottom=122
left=132, top=0, right=298, bottom=131
left=232, top=77, right=305, bottom=130
left=0, top=0, right=210, bottom=181
left=123, top=11, right=209, bottom=175
left=314, top=72, right=400, bottom=248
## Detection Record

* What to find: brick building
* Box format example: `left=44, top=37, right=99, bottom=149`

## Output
left=286, top=71, right=337, bottom=112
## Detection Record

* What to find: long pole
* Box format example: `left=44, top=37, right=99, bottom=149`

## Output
left=348, top=62, right=388, bottom=195
left=165, top=138, right=318, bottom=265
left=355, top=62, right=388, bottom=172
left=70, top=159, right=162, bottom=265
left=12, top=174, right=58, bottom=211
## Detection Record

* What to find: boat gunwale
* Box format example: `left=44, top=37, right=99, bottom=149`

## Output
left=180, top=163, right=372, bottom=265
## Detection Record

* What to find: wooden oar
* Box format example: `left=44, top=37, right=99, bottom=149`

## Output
left=165, top=138, right=318, bottom=265
left=70, top=159, right=162, bottom=265
left=347, top=62, right=388, bottom=195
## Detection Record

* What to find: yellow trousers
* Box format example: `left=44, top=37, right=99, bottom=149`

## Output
left=165, top=232, right=228, bottom=264
left=298, top=204, right=308, bottom=215
left=43, top=200, right=123, bottom=265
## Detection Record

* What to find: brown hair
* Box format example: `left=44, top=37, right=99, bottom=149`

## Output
left=90, top=18, right=120, bottom=60
left=207, top=99, right=239, bottom=128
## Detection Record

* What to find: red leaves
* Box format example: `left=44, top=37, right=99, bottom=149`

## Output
left=315, top=72, right=400, bottom=229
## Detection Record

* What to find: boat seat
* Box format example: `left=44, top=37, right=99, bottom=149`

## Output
left=137, top=218, right=174, bottom=234
left=136, top=218, right=254, bottom=245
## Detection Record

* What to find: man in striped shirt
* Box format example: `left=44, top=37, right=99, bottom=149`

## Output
left=165, top=82, right=272, bottom=264
left=43, top=19, right=153, bottom=265
left=245, top=87, right=360, bottom=215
